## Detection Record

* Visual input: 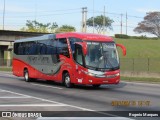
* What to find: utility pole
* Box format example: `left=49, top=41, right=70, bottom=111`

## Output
left=82, top=7, right=87, bottom=32
left=3, top=0, right=5, bottom=30
left=126, top=12, right=128, bottom=35
left=84, top=7, right=87, bottom=32
left=34, top=0, right=37, bottom=21
left=92, top=0, right=95, bottom=33
left=120, top=13, right=123, bottom=34
left=103, top=6, right=106, bottom=35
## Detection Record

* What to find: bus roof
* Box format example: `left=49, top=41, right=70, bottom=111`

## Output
left=15, top=34, right=55, bottom=43
left=56, top=32, right=113, bottom=42
left=15, top=32, right=113, bottom=43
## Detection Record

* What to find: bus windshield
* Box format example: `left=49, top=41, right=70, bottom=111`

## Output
left=85, top=41, right=119, bottom=70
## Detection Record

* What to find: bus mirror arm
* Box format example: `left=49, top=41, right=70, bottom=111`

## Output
left=116, top=44, right=126, bottom=56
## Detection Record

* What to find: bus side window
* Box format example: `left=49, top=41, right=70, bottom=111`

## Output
left=24, top=43, right=28, bottom=55
left=70, top=39, right=75, bottom=53
left=18, top=43, right=23, bottom=55
left=29, top=42, right=37, bottom=55
left=40, top=44, right=46, bottom=55
left=37, top=42, right=41, bottom=54
left=37, top=41, right=46, bottom=55
left=46, top=40, right=57, bottom=55
left=57, top=38, right=69, bottom=58
left=69, top=38, right=82, bottom=54
left=21, top=43, right=25, bottom=55
left=14, top=43, right=19, bottom=55
left=75, top=45, right=83, bottom=65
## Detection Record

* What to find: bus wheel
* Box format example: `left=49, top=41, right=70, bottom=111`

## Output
left=24, top=69, right=30, bottom=82
left=92, top=84, right=101, bottom=88
left=63, top=72, right=73, bottom=88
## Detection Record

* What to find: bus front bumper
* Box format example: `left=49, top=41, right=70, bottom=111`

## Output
left=85, top=74, right=120, bottom=85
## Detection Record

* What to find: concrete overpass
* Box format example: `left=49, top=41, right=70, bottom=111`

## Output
left=0, top=30, right=48, bottom=66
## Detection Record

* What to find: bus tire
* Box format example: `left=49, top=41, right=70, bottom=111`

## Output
left=63, top=72, right=73, bottom=88
left=24, top=69, right=31, bottom=82
left=92, top=84, right=101, bottom=88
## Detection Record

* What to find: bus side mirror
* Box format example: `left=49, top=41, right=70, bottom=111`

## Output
left=116, top=44, right=126, bottom=56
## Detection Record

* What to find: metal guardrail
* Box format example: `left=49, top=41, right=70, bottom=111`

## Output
left=120, top=58, right=160, bottom=72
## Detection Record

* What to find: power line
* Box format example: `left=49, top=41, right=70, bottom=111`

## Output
left=0, top=8, right=144, bottom=20
left=0, top=5, right=142, bottom=35
left=0, top=8, right=81, bottom=14
left=127, top=15, right=143, bottom=19
left=112, top=24, right=135, bottom=28
left=0, top=11, right=81, bottom=19
left=88, top=10, right=144, bottom=19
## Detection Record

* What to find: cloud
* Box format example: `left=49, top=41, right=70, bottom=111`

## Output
left=136, top=8, right=160, bottom=13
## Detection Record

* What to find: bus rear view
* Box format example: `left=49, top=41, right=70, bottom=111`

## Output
left=13, top=33, right=126, bottom=88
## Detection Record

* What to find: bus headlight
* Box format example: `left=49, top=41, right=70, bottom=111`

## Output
left=88, top=72, right=95, bottom=76
left=84, top=70, right=119, bottom=78
left=106, top=73, right=120, bottom=78
left=86, top=72, right=106, bottom=78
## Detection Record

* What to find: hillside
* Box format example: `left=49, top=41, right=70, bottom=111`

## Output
left=115, top=38, right=160, bottom=58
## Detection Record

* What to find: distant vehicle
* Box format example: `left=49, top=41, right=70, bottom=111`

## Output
left=13, top=33, right=126, bottom=88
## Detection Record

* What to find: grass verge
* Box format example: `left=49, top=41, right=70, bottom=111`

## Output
left=121, top=76, right=160, bottom=84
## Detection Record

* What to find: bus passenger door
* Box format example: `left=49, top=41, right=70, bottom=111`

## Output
left=74, top=44, right=85, bottom=84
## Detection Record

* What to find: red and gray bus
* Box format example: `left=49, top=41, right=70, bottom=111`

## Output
left=13, top=33, right=126, bottom=88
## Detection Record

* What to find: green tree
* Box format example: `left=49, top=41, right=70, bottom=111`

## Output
left=134, top=12, right=160, bottom=38
left=21, top=20, right=58, bottom=33
left=55, top=25, right=76, bottom=33
left=87, top=15, right=114, bottom=33
left=50, top=22, right=58, bottom=33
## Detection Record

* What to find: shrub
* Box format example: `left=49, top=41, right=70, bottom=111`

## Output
left=115, top=34, right=129, bottom=39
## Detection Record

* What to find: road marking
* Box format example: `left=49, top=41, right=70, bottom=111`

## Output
left=122, top=81, right=160, bottom=87
left=0, top=72, right=63, bottom=89
left=31, top=83, right=63, bottom=90
left=0, top=89, right=60, bottom=104
left=0, top=96, right=31, bottom=98
left=0, top=89, right=32, bottom=98
left=0, top=90, right=7, bottom=92
left=0, top=88, right=120, bottom=117
left=0, top=73, right=133, bottom=118
left=0, top=72, right=14, bottom=77
left=0, top=104, right=67, bottom=107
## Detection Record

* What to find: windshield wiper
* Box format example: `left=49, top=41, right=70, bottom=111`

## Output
left=106, top=58, right=120, bottom=70
left=106, top=58, right=113, bottom=68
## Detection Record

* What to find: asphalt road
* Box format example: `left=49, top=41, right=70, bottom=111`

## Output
left=0, top=71, right=160, bottom=120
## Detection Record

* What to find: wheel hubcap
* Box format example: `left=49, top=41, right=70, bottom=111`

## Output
left=25, top=72, right=28, bottom=81
left=65, top=76, right=70, bottom=85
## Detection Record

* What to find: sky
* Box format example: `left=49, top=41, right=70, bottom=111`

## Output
left=0, top=0, right=160, bottom=36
